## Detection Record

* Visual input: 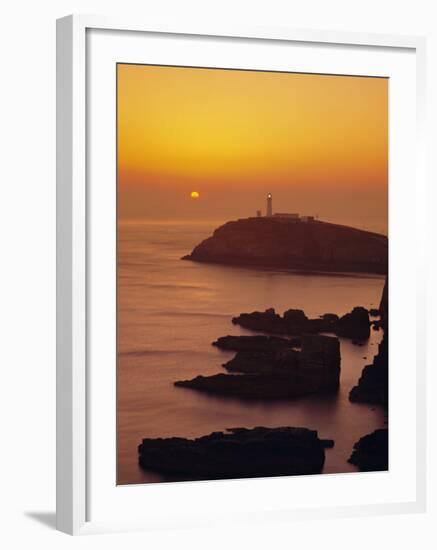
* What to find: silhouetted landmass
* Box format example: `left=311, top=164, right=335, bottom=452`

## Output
left=138, top=426, right=334, bottom=480
left=175, top=334, right=340, bottom=400
left=349, top=336, right=388, bottom=405
left=213, top=334, right=301, bottom=352
left=223, top=348, right=300, bottom=375
left=349, top=278, right=388, bottom=405
left=348, top=429, right=388, bottom=471
left=232, top=306, right=371, bottom=342
left=182, top=218, right=387, bottom=275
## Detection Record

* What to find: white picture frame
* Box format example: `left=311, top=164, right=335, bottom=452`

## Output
left=56, top=14, right=427, bottom=535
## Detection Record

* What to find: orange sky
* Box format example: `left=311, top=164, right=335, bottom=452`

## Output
left=117, top=64, right=388, bottom=233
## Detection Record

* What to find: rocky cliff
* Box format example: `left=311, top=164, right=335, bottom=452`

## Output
left=183, top=218, right=388, bottom=274
left=349, top=278, right=388, bottom=405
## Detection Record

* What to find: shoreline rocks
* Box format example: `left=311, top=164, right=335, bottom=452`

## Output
left=336, top=307, right=371, bottom=340
left=213, top=334, right=301, bottom=352
left=349, top=336, right=388, bottom=404
left=348, top=429, right=388, bottom=471
left=349, top=278, right=388, bottom=405
left=175, top=334, right=341, bottom=400
left=175, top=372, right=315, bottom=400
left=232, top=306, right=371, bottom=343
left=223, top=348, right=300, bottom=375
left=139, top=426, right=334, bottom=479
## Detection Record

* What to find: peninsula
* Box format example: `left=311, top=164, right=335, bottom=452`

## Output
left=182, top=217, right=388, bottom=275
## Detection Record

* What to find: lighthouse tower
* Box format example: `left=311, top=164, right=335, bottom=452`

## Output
left=266, top=193, right=273, bottom=217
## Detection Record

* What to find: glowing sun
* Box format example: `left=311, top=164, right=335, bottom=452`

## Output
left=190, top=191, right=200, bottom=199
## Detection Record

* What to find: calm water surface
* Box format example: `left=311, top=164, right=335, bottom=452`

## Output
left=117, top=221, right=386, bottom=484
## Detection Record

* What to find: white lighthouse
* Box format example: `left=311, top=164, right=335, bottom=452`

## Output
left=266, top=193, right=273, bottom=217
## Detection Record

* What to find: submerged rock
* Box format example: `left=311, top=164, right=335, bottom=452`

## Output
left=348, top=429, right=388, bottom=471
left=138, top=426, right=334, bottom=479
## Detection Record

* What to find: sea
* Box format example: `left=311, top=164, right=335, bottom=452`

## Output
left=117, top=220, right=386, bottom=485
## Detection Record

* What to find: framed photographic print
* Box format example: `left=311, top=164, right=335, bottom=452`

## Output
left=56, top=15, right=427, bottom=535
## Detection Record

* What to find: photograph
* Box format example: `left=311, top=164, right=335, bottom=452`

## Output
left=116, top=63, right=389, bottom=485
left=0, top=0, right=430, bottom=543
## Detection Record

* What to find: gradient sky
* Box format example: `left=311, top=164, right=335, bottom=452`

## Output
left=117, top=64, right=388, bottom=234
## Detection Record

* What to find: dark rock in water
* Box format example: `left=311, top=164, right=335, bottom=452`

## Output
left=232, top=306, right=370, bottom=343
left=299, top=334, right=341, bottom=392
left=223, top=349, right=300, bottom=374
left=351, top=339, right=365, bottom=346
left=175, top=372, right=314, bottom=400
left=349, top=278, right=388, bottom=405
left=349, top=334, right=388, bottom=405
left=175, top=334, right=340, bottom=400
left=336, top=307, right=370, bottom=341
left=213, top=334, right=301, bottom=352
left=379, top=278, right=388, bottom=328
left=231, top=308, right=293, bottom=335
left=138, top=426, right=333, bottom=479
left=283, top=309, right=308, bottom=324
left=231, top=308, right=330, bottom=335
left=321, top=313, right=339, bottom=323
left=348, top=429, right=388, bottom=471
left=182, top=217, right=388, bottom=275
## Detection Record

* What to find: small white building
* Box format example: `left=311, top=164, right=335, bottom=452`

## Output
left=273, top=212, right=300, bottom=219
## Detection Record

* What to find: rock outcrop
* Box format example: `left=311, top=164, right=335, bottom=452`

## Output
left=213, top=334, right=301, bottom=352
left=299, top=334, right=341, bottom=392
left=138, top=426, right=334, bottom=479
left=348, top=429, right=388, bottom=471
left=223, top=348, right=300, bottom=375
left=175, top=334, right=340, bottom=400
left=232, top=306, right=370, bottom=342
left=349, top=336, right=388, bottom=404
left=349, top=279, right=388, bottom=405
left=336, top=307, right=371, bottom=340
left=182, top=217, right=388, bottom=275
